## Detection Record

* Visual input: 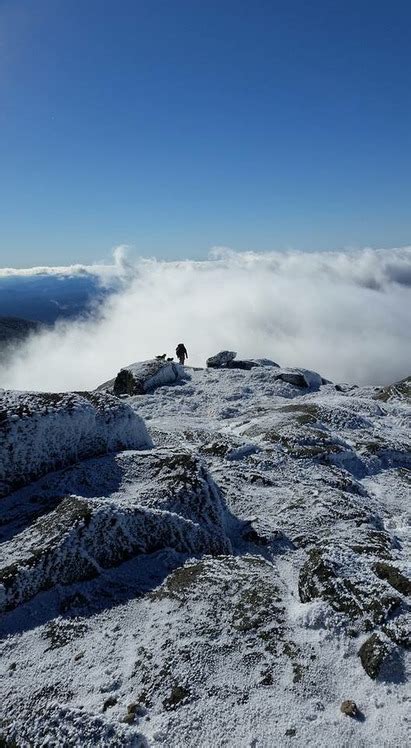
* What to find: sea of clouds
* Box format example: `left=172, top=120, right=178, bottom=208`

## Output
left=0, top=245, right=410, bottom=391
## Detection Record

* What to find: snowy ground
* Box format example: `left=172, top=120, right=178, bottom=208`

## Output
left=0, top=364, right=410, bottom=746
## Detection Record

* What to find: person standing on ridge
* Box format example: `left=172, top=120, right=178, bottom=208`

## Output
left=176, top=343, right=188, bottom=365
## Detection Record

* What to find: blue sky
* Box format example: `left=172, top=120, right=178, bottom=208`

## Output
left=1, top=0, right=411, bottom=266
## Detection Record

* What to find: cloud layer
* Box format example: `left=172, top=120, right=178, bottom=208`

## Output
left=0, top=245, right=132, bottom=285
left=1, top=246, right=410, bottom=391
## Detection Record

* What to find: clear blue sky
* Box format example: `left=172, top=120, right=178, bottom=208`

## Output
left=1, top=0, right=411, bottom=266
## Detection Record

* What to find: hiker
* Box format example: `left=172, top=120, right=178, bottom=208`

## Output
left=176, top=343, right=188, bottom=365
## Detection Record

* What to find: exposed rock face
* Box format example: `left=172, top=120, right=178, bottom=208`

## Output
left=112, top=360, right=189, bottom=396
left=0, top=390, right=152, bottom=498
left=0, top=449, right=232, bottom=611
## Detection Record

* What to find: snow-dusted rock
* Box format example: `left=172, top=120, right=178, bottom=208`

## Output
left=0, top=390, right=152, bottom=498
left=206, top=350, right=237, bottom=368
left=0, top=449, right=232, bottom=610
left=375, top=374, right=411, bottom=403
left=113, top=359, right=190, bottom=396
left=298, top=547, right=402, bottom=632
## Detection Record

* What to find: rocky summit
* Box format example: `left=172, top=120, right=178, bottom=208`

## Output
left=0, top=356, right=410, bottom=747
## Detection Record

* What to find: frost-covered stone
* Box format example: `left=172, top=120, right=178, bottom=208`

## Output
left=0, top=390, right=152, bottom=498
left=0, top=449, right=231, bottom=610
left=298, top=548, right=401, bottom=631
left=113, top=359, right=189, bottom=396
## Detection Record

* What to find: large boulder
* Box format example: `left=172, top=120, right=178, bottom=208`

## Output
left=206, top=351, right=237, bottom=368
left=112, top=359, right=189, bottom=396
left=225, top=358, right=280, bottom=371
left=0, top=390, right=152, bottom=498
left=274, top=368, right=324, bottom=389
left=206, top=351, right=280, bottom=370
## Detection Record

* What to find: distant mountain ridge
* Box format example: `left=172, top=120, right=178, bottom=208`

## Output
left=0, top=273, right=114, bottom=324
left=0, top=316, right=43, bottom=351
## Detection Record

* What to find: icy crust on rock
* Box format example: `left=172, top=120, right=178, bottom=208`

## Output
left=0, top=390, right=152, bottom=498
left=0, top=449, right=232, bottom=611
left=113, top=359, right=190, bottom=396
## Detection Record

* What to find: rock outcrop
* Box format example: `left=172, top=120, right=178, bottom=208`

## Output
left=0, top=449, right=232, bottom=611
left=0, top=390, right=152, bottom=498
left=205, top=353, right=324, bottom=387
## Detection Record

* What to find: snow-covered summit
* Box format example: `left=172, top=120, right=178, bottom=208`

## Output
left=0, top=360, right=410, bottom=747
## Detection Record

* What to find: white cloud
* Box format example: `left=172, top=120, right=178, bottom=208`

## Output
left=1, top=246, right=410, bottom=391
left=0, top=244, right=133, bottom=285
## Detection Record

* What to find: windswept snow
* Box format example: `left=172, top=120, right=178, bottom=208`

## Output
left=0, top=390, right=152, bottom=497
left=0, top=360, right=410, bottom=747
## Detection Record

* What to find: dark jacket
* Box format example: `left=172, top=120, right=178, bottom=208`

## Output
left=176, top=343, right=188, bottom=359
